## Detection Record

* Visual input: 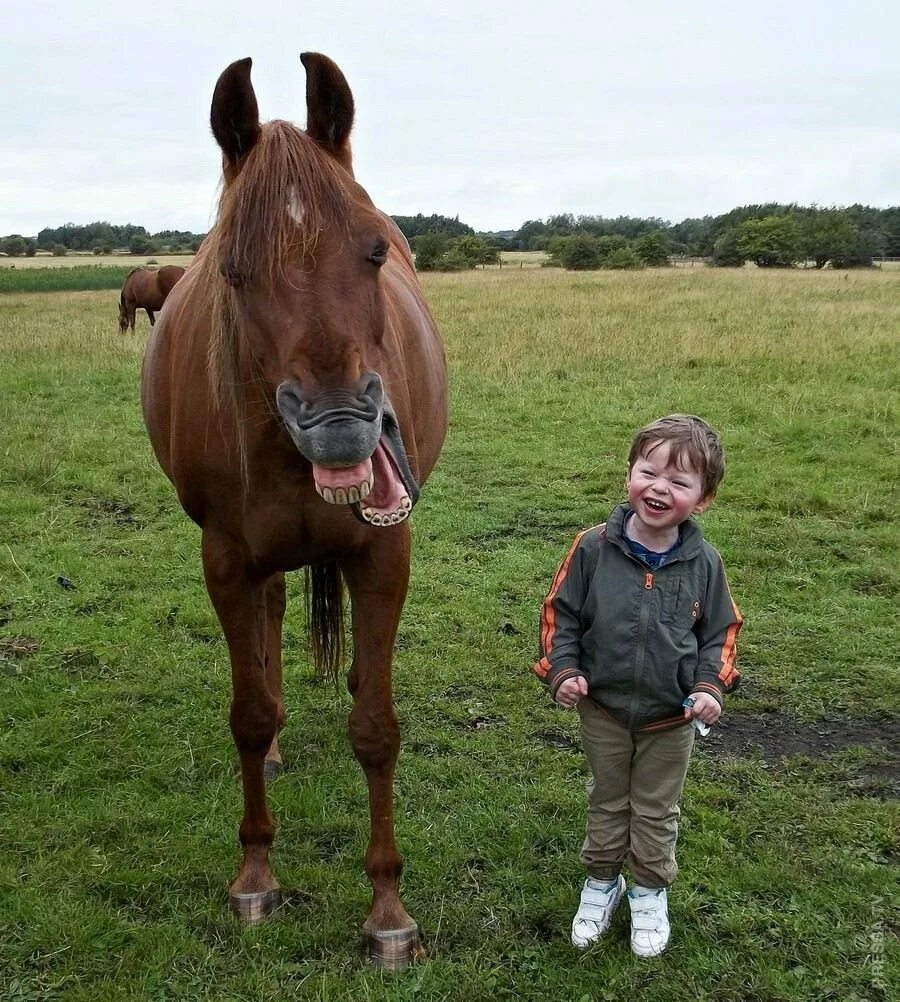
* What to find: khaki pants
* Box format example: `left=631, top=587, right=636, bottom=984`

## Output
left=577, top=699, right=695, bottom=888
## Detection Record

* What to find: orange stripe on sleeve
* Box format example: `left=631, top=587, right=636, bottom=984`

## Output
left=539, top=528, right=591, bottom=660
left=717, top=598, right=743, bottom=687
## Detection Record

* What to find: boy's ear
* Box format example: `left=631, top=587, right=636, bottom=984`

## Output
left=694, top=493, right=714, bottom=515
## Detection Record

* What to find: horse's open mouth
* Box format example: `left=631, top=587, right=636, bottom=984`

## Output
left=311, top=416, right=419, bottom=526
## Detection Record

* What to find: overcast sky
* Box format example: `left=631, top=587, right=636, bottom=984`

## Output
left=3, top=2, right=897, bottom=236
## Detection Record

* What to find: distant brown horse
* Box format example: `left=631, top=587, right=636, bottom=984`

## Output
left=118, top=265, right=185, bottom=332
left=141, top=54, right=447, bottom=967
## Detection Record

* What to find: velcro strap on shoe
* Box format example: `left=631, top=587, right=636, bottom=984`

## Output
left=631, top=911, right=661, bottom=931
left=577, top=887, right=618, bottom=919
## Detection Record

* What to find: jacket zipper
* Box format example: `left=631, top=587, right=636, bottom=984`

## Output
left=629, top=569, right=654, bottom=728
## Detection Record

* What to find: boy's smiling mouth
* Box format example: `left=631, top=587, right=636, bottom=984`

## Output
left=644, top=498, right=670, bottom=511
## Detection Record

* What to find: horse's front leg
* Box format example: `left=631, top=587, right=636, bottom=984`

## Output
left=341, top=529, right=422, bottom=969
left=263, top=572, right=287, bottom=781
left=202, top=530, right=280, bottom=922
left=147, top=309, right=156, bottom=326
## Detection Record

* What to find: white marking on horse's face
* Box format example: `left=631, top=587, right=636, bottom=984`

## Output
left=287, top=188, right=306, bottom=225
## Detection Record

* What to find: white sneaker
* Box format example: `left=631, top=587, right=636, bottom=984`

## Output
left=627, top=885, right=670, bottom=957
left=571, top=875, right=626, bottom=948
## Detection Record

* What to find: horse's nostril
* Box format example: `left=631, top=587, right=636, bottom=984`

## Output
left=359, top=370, right=383, bottom=406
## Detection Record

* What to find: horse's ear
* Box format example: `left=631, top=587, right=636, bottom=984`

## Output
left=210, top=58, right=261, bottom=167
left=301, top=52, right=354, bottom=172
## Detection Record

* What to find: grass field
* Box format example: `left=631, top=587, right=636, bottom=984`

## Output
left=0, top=267, right=897, bottom=1000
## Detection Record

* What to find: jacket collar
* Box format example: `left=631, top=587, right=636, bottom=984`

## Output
left=605, top=502, right=704, bottom=562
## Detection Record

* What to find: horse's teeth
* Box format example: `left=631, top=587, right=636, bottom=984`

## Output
left=347, top=486, right=360, bottom=503
left=322, top=486, right=334, bottom=504
left=360, top=477, right=372, bottom=499
left=314, top=482, right=324, bottom=498
left=333, top=487, right=346, bottom=505
left=400, top=496, right=412, bottom=511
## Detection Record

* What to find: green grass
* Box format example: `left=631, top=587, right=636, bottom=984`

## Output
left=0, top=266, right=135, bottom=293
left=0, top=269, right=897, bottom=1000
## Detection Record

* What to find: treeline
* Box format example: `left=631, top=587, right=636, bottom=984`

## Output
left=390, top=204, right=900, bottom=271
left=505, top=204, right=900, bottom=269
left=5, top=204, right=898, bottom=269
left=0, top=222, right=206, bottom=257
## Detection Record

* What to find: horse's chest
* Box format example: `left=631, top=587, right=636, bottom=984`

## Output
left=242, top=496, right=362, bottom=571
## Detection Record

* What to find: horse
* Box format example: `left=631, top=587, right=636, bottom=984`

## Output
left=118, top=265, right=185, bottom=333
left=140, top=54, right=448, bottom=969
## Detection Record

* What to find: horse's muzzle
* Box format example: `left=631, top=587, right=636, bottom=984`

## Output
left=276, top=370, right=384, bottom=468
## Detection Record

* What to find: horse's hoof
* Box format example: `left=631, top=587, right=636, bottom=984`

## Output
left=229, top=888, right=280, bottom=924
left=263, top=759, right=283, bottom=782
left=363, top=925, right=424, bottom=971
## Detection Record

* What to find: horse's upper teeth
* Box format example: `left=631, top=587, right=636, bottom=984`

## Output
left=316, top=475, right=374, bottom=505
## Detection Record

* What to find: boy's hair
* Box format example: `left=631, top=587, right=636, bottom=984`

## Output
left=628, top=414, right=725, bottom=499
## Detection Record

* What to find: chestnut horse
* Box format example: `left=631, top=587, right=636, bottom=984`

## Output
left=118, top=265, right=185, bottom=333
left=140, top=54, right=447, bottom=968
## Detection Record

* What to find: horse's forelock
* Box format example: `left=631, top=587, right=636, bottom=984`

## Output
left=207, top=120, right=353, bottom=289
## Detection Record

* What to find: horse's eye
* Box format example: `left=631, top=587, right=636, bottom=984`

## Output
left=368, top=241, right=389, bottom=267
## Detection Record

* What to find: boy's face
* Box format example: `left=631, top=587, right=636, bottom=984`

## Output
left=626, top=441, right=712, bottom=533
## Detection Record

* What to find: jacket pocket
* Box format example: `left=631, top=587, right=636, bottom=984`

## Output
left=660, top=578, right=702, bottom=629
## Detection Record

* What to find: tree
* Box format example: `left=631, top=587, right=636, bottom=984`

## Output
left=804, top=210, right=857, bottom=269
left=129, top=234, right=158, bottom=255
left=1, top=235, right=27, bottom=257
left=710, top=229, right=744, bottom=267
left=634, top=231, right=670, bottom=266
left=560, top=235, right=602, bottom=271
left=736, top=216, right=803, bottom=267
left=451, top=235, right=499, bottom=267
left=392, top=214, right=473, bottom=240
left=412, top=233, right=449, bottom=271
left=605, top=246, right=643, bottom=270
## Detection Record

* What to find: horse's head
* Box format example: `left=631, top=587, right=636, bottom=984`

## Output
left=204, top=55, right=419, bottom=526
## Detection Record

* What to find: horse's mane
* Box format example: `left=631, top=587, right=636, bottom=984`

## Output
left=197, top=120, right=355, bottom=474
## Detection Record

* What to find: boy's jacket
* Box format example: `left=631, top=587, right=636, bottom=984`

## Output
left=534, top=504, right=742, bottom=732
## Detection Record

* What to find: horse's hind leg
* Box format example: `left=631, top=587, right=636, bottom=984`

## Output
left=202, top=530, right=280, bottom=922
left=263, top=572, right=287, bottom=781
left=340, top=532, right=422, bottom=969
left=147, top=309, right=156, bottom=326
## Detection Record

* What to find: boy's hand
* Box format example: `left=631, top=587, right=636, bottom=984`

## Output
left=684, top=691, right=722, bottom=725
left=555, top=675, right=588, bottom=709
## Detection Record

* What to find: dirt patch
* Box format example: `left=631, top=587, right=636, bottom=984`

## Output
left=0, top=635, right=40, bottom=658
left=706, top=711, right=896, bottom=759
left=703, top=711, right=899, bottom=798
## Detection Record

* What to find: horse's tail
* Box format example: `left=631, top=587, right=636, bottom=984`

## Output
left=305, top=562, right=345, bottom=685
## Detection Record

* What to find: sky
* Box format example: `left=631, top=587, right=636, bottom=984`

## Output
left=3, top=2, right=898, bottom=237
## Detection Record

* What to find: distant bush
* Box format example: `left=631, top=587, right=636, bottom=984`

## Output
left=52, top=244, right=68, bottom=257
left=560, top=235, right=602, bottom=270
left=92, top=246, right=103, bottom=255
left=1, top=235, right=27, bottom=257
left=710, top=230, right=744, bottom=267
left=605, top=246, right=644, bottom=270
